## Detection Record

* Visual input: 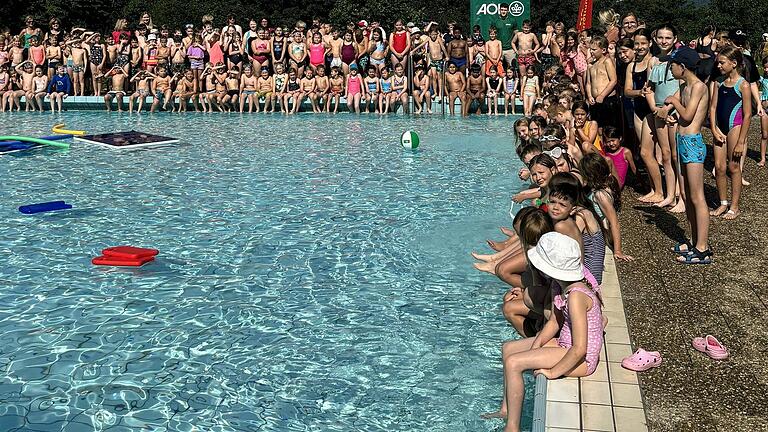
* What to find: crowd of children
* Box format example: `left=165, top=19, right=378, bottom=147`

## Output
left=1, top=8, right=768, bottom=430
left=0, top=14, right=518, bottom=114
left=463, top=10, right=767, bottom=432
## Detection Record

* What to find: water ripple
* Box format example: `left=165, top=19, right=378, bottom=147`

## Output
left=0, top=113, right=532, bottom=431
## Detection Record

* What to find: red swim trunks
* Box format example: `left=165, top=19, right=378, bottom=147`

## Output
left=518, top=54, right=536, bottom=67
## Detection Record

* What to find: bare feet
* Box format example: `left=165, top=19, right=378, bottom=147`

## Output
left=471, top=251, right=494, bottom=262
left=487, top=239, right=505, bottom=252
left=473, top=261, right=497, bottom=274
left=742, top=178, right=750, bottom=186
left=669, top=201, right=686, bottom=213
left=500, top=227, right=516, bottom=237
left=638, top=192, right=663, bottom=203
left=722, top=208, right=740, bottom=220
left=654, top=197, right=675, bottom=208
left=710, top=205, right=728, bottom=217
left=758, top=159, right=766, bottom=167
left=480, top=411, right=506, bottom=419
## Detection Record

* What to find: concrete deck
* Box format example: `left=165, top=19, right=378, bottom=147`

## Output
left=544, top=252, right=648, bottom=432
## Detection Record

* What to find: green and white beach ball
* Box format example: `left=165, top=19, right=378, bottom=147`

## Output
left=400, top=131, right=420, bottom=149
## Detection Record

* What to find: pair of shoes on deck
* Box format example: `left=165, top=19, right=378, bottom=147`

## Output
left=692, top=335, right=729, bottom=360
left=671, top=242, right=712, bottom=264
left=621, top=348, right=662, bottom=372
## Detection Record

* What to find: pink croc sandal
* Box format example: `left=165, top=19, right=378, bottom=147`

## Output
left=621, top=348, right=662, bottom=372
left=692, top=335, right=729, bottom=360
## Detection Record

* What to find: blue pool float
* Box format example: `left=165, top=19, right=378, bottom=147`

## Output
left=19, top=201, right=73, bottom=214
left=0, top=143, right=34, bottom=151
left=0, top=134, right=73, bottom=150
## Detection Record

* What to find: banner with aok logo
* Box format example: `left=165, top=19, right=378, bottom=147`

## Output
left=471, top=0, right=531, bottom=39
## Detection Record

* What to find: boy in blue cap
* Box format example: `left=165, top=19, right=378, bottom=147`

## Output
left=664, top=46, right=712, bottom=264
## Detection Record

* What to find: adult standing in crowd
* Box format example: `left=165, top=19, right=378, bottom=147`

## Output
left=490, top=3, right=518, bottom=71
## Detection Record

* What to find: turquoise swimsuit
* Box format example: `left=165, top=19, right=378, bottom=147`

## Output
left=380, top=79, right=392, bottom=93
left=760, top=77, right=768, bottom=102
left=648, top=62, right=679, bottom=107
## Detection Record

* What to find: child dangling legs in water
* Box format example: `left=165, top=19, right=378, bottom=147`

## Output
left=482, top=232, right=604, bottom=432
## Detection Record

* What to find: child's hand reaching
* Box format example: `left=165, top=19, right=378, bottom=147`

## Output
left=614, top=251, right=634, bottom=261
left=518, top=167, right=530, bottom=180
left=503, top=287, right=523, bottom=302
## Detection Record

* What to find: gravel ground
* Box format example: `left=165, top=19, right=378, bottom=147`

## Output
left=616, top=123, right=768, bottom=432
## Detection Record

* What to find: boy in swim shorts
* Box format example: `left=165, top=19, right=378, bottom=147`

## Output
left=257, top=67, right=275, bottom=112
left=586, top=35, right=619, bottom=129
left=314, top=65, right=330, bottom=113
left=511, top=20, right=540, bottom=81
left=150, top=67, right=175, bottom=112
left=104, top=66, right=127, bottom=112
left=664, top=47, right=711, bottom=264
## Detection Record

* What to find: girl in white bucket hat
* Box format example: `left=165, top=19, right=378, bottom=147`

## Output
left=481, top=232, right=604, bottom=432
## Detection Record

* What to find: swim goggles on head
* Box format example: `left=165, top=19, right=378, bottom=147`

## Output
left=539, top=134, right=560, bottom=142
left=544, top=146, right=565, bottom=159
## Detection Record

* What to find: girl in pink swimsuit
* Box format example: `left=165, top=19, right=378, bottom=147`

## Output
left=481, top=232, right=604, bottom=432
left=602, top=126, right=637, bottom=189
left=345, top=65, right=363, bottom=113
left=308, top=32, right=326, bottom=70
left=565, top=31, right=587, bottom=93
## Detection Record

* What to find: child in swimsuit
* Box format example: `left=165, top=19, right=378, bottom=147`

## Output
left=29, top=66, right=48, bottom=111
left=345, top=64, right=363, bottom=114
left=602, top=126, right=637, bottom=189
left=363, top=66, right=379, bottom=113
left=481, top=231, right=603, bottom=432
left=503, top=68, right=518, bottom=115
left=308, top=32, right=327, bottom=71
left=128, top=70, right=153, bottom=113
left=272, top=63, right=288, bottom=113
left=571, top=101, right=602, bottom=155
left=391, top=63, right=408, bottom=114
left=710, top=45, right=752, bottom=220
left=288, top=32, right=307, bottom=78
left=565, top=32, right=586, bottom=93
left=283, top=69, right=301, bottom=114
left=486, top=67, right=502, bottom=116
left=378, top=67, right=393, bottom=114
left=257, top=67, right=275, bottom=112
left=328, top=66, right=345, bottom=113
left=314, top=65, right=330, bottom=113
left=579, top=153, right=632, bottom=260
left=521, top=67, right=539, bottom=116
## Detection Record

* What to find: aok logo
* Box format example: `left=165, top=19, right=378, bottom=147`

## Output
left=476, top=1, right=526, bottom=17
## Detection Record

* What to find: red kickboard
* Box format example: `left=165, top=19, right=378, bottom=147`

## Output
left=102, top=246, right=159, bottom=259
left=92, top=255, right=155, bottom=267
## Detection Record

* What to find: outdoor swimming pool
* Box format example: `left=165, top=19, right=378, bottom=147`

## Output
left=1, top=112, right=532, bottom=431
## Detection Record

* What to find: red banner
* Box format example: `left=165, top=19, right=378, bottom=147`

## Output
left=576, top=0, right=593, bottom=31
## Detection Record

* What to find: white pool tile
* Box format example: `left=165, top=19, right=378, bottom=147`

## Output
left=546, top=401, right=581, bottom=429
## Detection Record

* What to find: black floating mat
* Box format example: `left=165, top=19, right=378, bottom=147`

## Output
left=74, top=131, right=179, bottom=149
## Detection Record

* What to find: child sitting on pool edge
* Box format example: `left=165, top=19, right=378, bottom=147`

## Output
left=482, top=232, right=604, bottom=432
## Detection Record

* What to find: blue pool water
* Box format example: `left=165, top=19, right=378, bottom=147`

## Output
left=0, top=112, right=532, bottom=431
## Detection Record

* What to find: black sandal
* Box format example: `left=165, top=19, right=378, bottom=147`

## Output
left=677, top=248, right=712, bottom=265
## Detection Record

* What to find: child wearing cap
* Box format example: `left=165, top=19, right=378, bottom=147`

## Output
left=482, top=232, right=604, bottom=432
left=664, top=47, right=712, bottom=264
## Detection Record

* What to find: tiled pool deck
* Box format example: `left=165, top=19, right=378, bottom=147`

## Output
left=534, top=252, right=648, bottom=432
